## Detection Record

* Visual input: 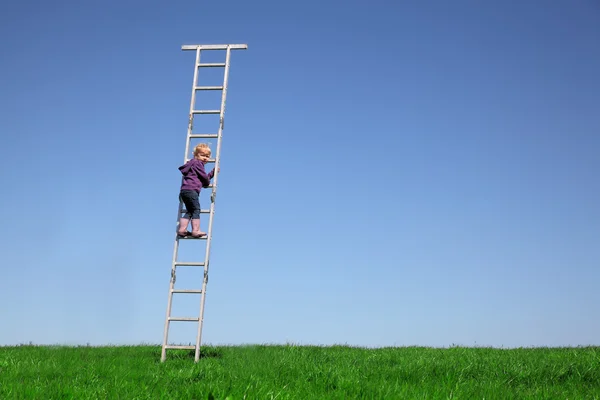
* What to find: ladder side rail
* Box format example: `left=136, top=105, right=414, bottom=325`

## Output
left=161, top=47, right=202, bottom=362
left=210, top=46, right=232, bottom=205
left=183, top=48, right=203, bottom=162
left=194, top=45, right=233, bottom=362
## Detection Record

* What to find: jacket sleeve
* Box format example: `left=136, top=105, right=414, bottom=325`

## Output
left=192, top=163, right=213, bottom=187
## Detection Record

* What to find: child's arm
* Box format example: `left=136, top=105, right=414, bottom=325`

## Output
left=204, top=168, right=218, bottom=187
left=208, top=167, right=220, bottom=181
left=192, top=163, right=213, bottom=187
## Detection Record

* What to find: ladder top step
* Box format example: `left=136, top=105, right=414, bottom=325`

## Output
left=195, top=86, right=223, bottom=90
left=182, top=44, right=248, bottom=50
left=190, top=134, right=218, bottom=139
left=198, top=63, right=226, bottom=67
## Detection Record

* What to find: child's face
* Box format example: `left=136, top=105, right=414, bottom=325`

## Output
left=196, top=149, right=211, bottom=162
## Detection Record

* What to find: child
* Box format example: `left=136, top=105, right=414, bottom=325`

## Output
left=177, top=143, right=216, bottom=238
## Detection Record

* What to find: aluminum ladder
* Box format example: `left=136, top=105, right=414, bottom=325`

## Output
left=161, top=43, right=247, bottom=363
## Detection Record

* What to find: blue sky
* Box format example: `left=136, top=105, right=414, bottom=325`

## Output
left=1, top=0, right=599, bottom=348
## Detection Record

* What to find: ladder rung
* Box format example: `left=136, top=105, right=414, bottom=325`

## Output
left=192, top=110, right=220, bottom=114
left=168, top=317, right=200, bottom=322
left=194, top=86, right=224, bottom=90
left=172, top=289, right=203, bottom=294
left=190, top=134, right=218, bottom=139
left=184, top=158, right=215, bottom=163
left=181, top=209, right=210, bottom=214
left=198, top=63, right=226, bottom=67
left=165, top=345, right=196, bottom=350
left=178, top=235, right=207, bottom=240
left=174, top=262, right=205, bottom=267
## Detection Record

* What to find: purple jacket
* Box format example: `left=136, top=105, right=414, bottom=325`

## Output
left=179, top=159, right=215, bottom=193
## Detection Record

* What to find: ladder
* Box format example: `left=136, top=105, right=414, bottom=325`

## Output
left=161, top=43, right=247, bottom=363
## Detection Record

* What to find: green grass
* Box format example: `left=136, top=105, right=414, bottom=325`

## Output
left=1, top=344, right=599, bottom=399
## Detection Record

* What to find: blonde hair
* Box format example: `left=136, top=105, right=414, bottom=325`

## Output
left=193, top=143, right=212, bottom=157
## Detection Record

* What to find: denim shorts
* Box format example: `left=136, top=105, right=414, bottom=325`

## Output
left=179, top=190, right=200, bottom=219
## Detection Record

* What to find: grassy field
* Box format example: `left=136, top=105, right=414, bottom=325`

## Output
left=0, top=344, right=599, bottom=399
